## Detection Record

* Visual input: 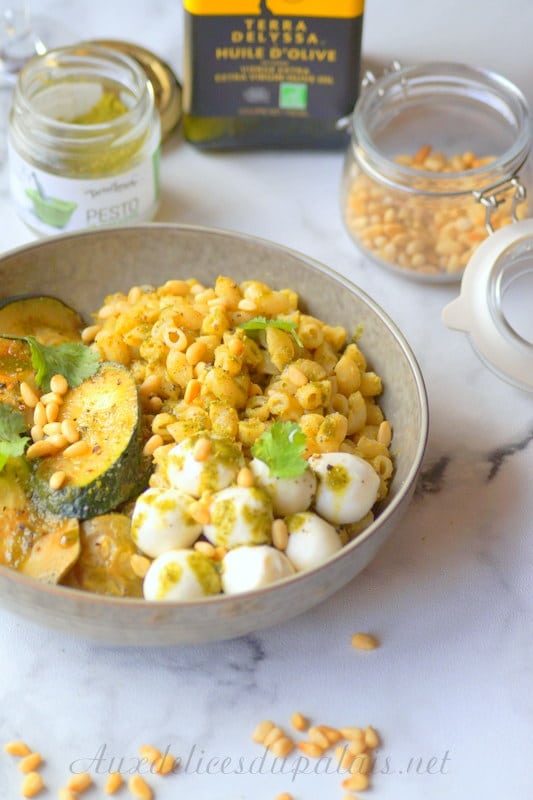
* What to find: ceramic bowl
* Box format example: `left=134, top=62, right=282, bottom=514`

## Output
left=0, top=224, right=428, bottom=645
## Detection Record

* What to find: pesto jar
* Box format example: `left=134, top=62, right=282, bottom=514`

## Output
left=340, top=62, right=532, bottom=282
left=8, top=44, right=161, bottom=235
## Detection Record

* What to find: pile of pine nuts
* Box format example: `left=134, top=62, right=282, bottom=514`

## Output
left=343, top=145, right=526, bottom=277
left=21, top=374, right=89, bottom=491
left=252, top=712, right=381, bottom=795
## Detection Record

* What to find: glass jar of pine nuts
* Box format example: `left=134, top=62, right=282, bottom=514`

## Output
left=340, top=62, right=532, bottom=282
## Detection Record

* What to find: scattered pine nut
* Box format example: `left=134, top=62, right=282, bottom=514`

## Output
left=154, top=752, right=177, bottom=775
left=307, top=726, right=330, bottom=749
left=320, top=725, right=342, bottom=745
left=193, top=437, right=211, bottom=462
left=26, top=440, right=58, bottom=459
left=236, top=467, right=254, bottom=488
left=339, top=726, right=364, bottom=740
left=347, top=738, right=367, bottom=757
left=139, top=374, right=162, bottom=397
left=194, top=540, right=216, bottom=558
left=269, top=736, right=294, bottom=758
left=18, top=752, right=42, bottom=773
left=276, top=794, right=293, bottom=800
left=351, top=633, right=379, bottom=651
left=30, top=424, right=44, bottom=442
left=286, top=365, right=308, bottom=386
left=350, top=752, right=372, bottom=775
left=61, top=419, right=80, bottom=444
left=20, top=771, right=45, bottom=798
left=50, top=374, right=68, bottom=395
left=104, top=771, right=124, bottom=794
left=128, top=774, right=153, bottom=800
left=335, top=744, right=355, bottom=770
left=63, top=440, right=91, bottom=459
left=341, top=772, right=369, bottom=792
left=290, top=711, right=308, bottom=732
left=271, top=519, right=289, bottom=551
left=45, top=433, right=69, bottom=451
left=4, top=740, right=32, bottom=756
left=20, top=381, right=40, bottom=408
left=143, top=434, right=164, bottom=457
left=81, top=324, right=101, bottom=344
left=49, top=471, right=67, bottom=491
left=139, top=744, right=162, bottom=765
left=42, top=422, right=63, bottom=437
left=184, top=379, right=202, bottom=404
left=188, top=501, right=211, bottom=526
left=130, top=554, right=151, bottom=578
left=263, top=726, right=285, bottom=749
left=364, top=726, right=380, bottom=749
left=296, top=741, right=324, bottom=758
left=33, top=402, right=47, bottom=428
left=58, top=790, right=77, bottom=800
left=66, top=771, right=93, bottom=793
left=252, top=719, right=275, bottom=744
left=40, top=391, right=63, bottom=406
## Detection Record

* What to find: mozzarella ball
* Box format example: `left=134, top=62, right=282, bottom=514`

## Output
left=308, top=452, right=380, bottom=525
left=249, top=457, right=316, bottom=515
left=221, top=545, right=295, bottom=594
left=143, top=549, right=221, bottom=601
left=285, top=511, right=342, bottom=572
left=131, top=487, right=202, bottom=558
left=166, top=434, right=243, bottom=498
left=203, top=486, right=273, bottom=549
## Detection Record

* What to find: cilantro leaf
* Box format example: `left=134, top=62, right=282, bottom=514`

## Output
left=25, top=337, right=100, bottom=392
left=239, top=317, right=303, bottom=347
left=252, top=420, right=308, bottom=478
left=0, top=404, right=30, bottom=471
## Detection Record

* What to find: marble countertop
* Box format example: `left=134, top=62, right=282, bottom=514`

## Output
left=0, top=1, right=532, bottom=798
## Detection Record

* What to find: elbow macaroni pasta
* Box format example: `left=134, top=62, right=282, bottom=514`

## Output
left=89, top=276, right=394, bottom=531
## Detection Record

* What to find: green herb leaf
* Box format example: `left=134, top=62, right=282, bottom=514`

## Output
left=25, top=337, right=100, bottom=392
left=0, top=404, right=30, bottom=471
left=252, top=420, right=308, bottom=479
left=239, top=316, right=303, bottom=347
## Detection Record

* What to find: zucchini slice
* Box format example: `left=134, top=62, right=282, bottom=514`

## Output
left=32, top=362, right=147, bottom=519
left=0, top=338, right=35, bottom=426
left=0, top=295, right=84, bottom=344
left=0, top=457, right=80, bottom=583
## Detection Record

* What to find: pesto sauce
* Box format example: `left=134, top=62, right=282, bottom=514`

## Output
left=324, top=464, right=349, bottom=493
left=155, top=560, right=183, bottom=600
left=69, top=91, right=128, bottom=125
left=187, top=551, right=221, bottom=595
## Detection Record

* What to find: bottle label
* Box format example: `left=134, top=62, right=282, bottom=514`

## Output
left=184, top=2, right=364, bottom=122
left=8, top=141, right=160, bottom=235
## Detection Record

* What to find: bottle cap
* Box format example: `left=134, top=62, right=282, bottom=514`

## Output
left=89, top=39, right=182, bottom=141
left=442, top=219, right=533, bottom=392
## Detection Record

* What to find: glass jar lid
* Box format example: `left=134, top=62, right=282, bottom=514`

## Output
left=350, top=61, right=531, bottom=196
left=442, top=218, right=533, bottom=392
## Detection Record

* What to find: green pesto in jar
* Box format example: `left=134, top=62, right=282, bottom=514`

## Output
left=68, top=91, right=128, bottom=125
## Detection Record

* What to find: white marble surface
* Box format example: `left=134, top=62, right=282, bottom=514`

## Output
left=0, top=1, right=532, bottom=798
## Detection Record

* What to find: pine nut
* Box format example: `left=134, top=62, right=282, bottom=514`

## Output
left=194, top=540, right=216, bottom=558
left=347, top=738, right=367, bottom=757
left=58, top=790, right=77, bottom=800
left=290, top=711, right=308, bottom=732
left=18, top=752, right=42, bottom=773
left=341, top=772, right=369, bottom=792
left=139, top=374, right=162, bottom=397
left=63, top=440, right=91, bottom=458
left=45, top=402, right=60, bottom=423
left=286, top=365, right=308, bottom=386
left=351, top=633, right=379, bottom=651
left=272, top=519, right=289, bottom=551
left=275, top=794, right=293, bottom=800
left=263, top=726, right=284, bottom=748
left=350, top=752, right=372, bottom=775
left=364, top=726, right=380, bottom=749
left=81, top=324, right=101, bottom=344
left=42, top=422, right=62, bottom=437
left=49, top=470, right=66, bottom=491
left=33, top=402, right=47, bottom=428
left=308, top=726, right=330, bottom=749
left=270, top=736, right=294, bottom=758
left=128, top=774, right=153, bottom=800
left=236, top=467, right=254, bottom=488
left=130, top=554, right=151, bottom=578
left=21, top=771, right=45, bottom=797
left=335, top=745, right=355, bottom=770
left=40, top=391, right=63, bottom=406
left=229, top=338, right=244, bottom=356
left=26, top=440, right=57, bottom=459
left=193, top=437, right=211, bottom=461
left=154, top=752, right=177, bottom=775
left=185, top=341, right=207, bottom=366
left=339, top=726, right=364, bottom=740
left=61, top=419, right=80, bottom=443
left=296, top=741, right=324, bottom=758
left=20, top=381, right=39, bottom=408
left=188, top=501, right=211, bottom=526
left=252, top=720, right=275, bottom=744
left=143, top=434, right=164, bottom=457
left=50, top=374, right=68, bottom=395
left=237, top=298, right=257, bottom=312
left=66, top=772, right=93, bottom=792
left=45, top=434, right=69, bottom=451
left=146, top=396, right=163, bottom=413
left=377, top=420, right=392, bottom=447
left=320, top=725, right=342, bottom=744
left=30, top=425, right=44, bottom=442
left=4, top=740, right=32, bottom=756
left=104, top=771, right=124, bottom=794
left=139, top=744, right=162, bottom=764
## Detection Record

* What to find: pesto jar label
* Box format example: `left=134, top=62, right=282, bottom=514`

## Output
left=8, top=141, right=160, bottom=235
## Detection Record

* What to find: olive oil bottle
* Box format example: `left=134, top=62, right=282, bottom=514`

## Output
left=183, top=0, right=364, bottom=149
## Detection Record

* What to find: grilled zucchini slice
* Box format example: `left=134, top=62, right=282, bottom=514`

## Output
left=0, top=295, right=84, bottom=344
left=32, top=362, right=148, bottom=519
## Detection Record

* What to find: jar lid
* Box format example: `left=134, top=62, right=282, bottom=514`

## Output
left=89, top=39, right=182, bottom=141
left=442, top=219, right=533, bottom=391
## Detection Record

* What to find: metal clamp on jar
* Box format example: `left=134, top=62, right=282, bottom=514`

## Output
left=340, top=61, right=532, bottom=282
